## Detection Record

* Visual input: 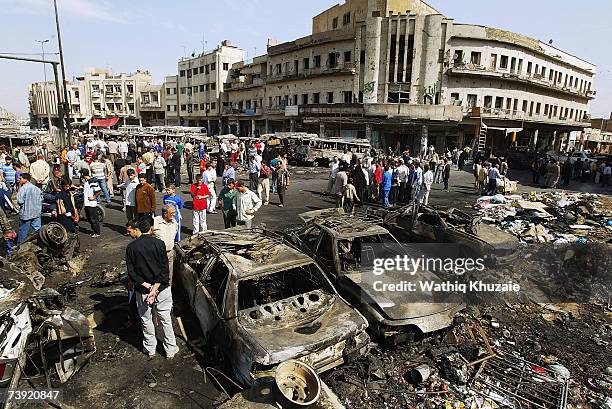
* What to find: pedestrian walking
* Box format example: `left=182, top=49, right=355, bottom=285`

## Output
left=91, top=156, right=111, bottom=204
left=56, top=178, right=78, bottom=233
left=190, top=174, right=210, bottom=235
left=381, top=165, right=392, bottom=207
left=258, top=162, right=272, bottom=205
left=1, top=157, right=16, bottom=193
left=420, top=164, right=434, bottom=206
left=122, top=169, right=139, bottom=222
left=135, top=174, right=156, bottom=223
left=125, top=218, right=178, bottom=360
left=153, top=205, right=179, bottom=286
left=152, top=152, right=166, bottom=192
left=233, top=183, right=262, bottom=229
left=248, top=154, right=261, bottom=192
left=327, top=157, right=340, bottom=195
left=276, top=164, right=290, bottom=207
left=16, top=173, right=42, bottom=244
left=442, top=158, right=451, bottom=191
left=81, top=169, right=102, bottom=238
left=343, top=179, right=360, bottom=214
left=203, top=164, right=217, bottom=214
left=217, top=178, right=238, bottom=228
left=334, top=166, right=348, bottom=209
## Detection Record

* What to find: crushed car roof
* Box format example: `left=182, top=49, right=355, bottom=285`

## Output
left=299, top=209, right=389, bottom=238
left=178, top=229, right=313, bottom=278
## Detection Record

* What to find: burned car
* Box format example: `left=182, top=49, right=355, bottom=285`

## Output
left=369, top=205, right=518, bottom=257
left=174, top=229, right=370, bottom=385
left=284, top=210, right=464, bottom=343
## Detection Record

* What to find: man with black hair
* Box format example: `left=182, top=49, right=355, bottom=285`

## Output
left=125, top=218, right=178, bottom=360
left=81, top=169, right=102, bottom=237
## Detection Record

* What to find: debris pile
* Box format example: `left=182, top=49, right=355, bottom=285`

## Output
left=474, top=192, right=612, bottom=243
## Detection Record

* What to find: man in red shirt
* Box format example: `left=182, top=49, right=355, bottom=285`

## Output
left=190, top=173, right=210, bottom=235
left=373, top=160, right=383, bottom=202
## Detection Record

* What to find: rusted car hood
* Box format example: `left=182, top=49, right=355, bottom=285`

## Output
left=237, top=295, right=366, bottom=364
left=340, top=270, right=461, bottom=322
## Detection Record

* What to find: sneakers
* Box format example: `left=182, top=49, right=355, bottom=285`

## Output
left=278, top=204, right=284, bottom=207
left=166, top=349, right=179, bottom=360
left=91, top=234, right=100, bottom=238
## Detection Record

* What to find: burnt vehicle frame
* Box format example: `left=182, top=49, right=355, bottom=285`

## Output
left=174, top=229, right=370, bottom=385
left=284, top=210, right=464, bottom=343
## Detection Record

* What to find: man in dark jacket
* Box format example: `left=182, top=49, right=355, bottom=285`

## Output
left=126, top=218, right=178, bottom=359
left=171, top=148, right=181, bottom=187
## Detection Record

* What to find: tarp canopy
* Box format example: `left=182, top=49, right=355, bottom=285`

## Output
left=91, top=117, right=119, bottom=128
left=72, top=115, right=92, bottom=126
left=482, top=123, right=523, bottom=135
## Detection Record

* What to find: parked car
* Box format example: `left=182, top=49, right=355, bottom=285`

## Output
left=174, top=229, right=370, bottom=385
left=558, top=151, right=593, bottom=164
left=283, top=210, right=464, bottom=343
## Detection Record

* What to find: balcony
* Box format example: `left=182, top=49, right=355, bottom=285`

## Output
left=468, top=106, right=591, bottom=127
left=447, top=64, right=594, bottom=99
left=221, top=106, right=262, bottom=116
left=468, top=106, right=526, bottom=121
left=226, top=78, right=265, bottom=90
left=267, top=62, right=356, bottom=83
left=91, top=91, right=101, bottom=98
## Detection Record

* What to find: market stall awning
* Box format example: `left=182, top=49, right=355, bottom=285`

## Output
left=72, top=115, right=92, bottom=126
left=91, top=117, right=119, bottom=127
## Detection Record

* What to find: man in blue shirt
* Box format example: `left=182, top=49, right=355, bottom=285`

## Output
left=1, top=157, right=16, bottom=193
left=16, top=173, right=42, bottom=244
left=381, top=165, right=392, bottom=208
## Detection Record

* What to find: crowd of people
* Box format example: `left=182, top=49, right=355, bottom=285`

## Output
left=327, top=145, right=458, bottom=212
left=530, top=155, right=612, bottom=189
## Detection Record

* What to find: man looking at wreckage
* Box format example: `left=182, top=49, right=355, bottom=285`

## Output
left=126, top=218, right=179, bottom=360
left=16, top=173, right=42, bottom=244
left=233, top=182, right=262, bottom=229
left=153, top=205, right=178, bottom=286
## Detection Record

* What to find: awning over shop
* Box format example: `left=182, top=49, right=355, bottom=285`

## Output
left=482, top=123, right=523, bottom=135
left=91, top=117, right=119, bottom=127
left=72, top=115, right=92, bottom=126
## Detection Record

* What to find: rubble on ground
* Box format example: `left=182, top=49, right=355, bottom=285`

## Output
left=474, top=192, right=612, bottom=243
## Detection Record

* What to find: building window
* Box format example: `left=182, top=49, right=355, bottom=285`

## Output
left=302, top=94, right=308, bottom=104
left=542, top=67, right=546, bottom=77
left=517, top=59, right=523, bottom=74
left=484, top=95, right=492, bottom=109
left=527, top=62, right=532, bottom=74
left=510, top=57, right=516, bottom=73
left=193, top=104, right=199, bottom=111
left=470, top=52, right=481, bottom=65
left=303, top=57, right=310, bottom=69
left=223, top=63, right=229, bottom=70
left=292, top=95, right=298, bottom=105
left=490, top=54, right=497, bottom=70
left=499, top=55, right=508, bottom=69
left=549, top=70, right=554, bottom=81
left=193, top=86, right=198, bottom=93
left=314, top=55, right=321, bottom=68
left=544, top=104, right=549, bottom=115
left=199, top=66, right=205, bottom=74
left=166, top=105, right=171, bottom=111
left=275, top=63, right=281, bottom=74
left=199, top=85, right=205, bottom=92
left=327, top=92, right=334, bottom=103
left=343, top=91, right=353, bottom=103
left=114, top=85, right=122, bottom=93
left=513, top=99, right=518, bottom=112
left=179, top=70, right=185, bottom=77
left=535, top=102, right=541, bottom=115
left=332, top=17, right=338, bottom=29
left=211, top=83, right=216, bottom=90
left=205, top=65, right=210, bottom=74
left=180, top=87, right=186, bottom=94
left=343, top=13, right=351, bottom=25
left=180, top=104, right=186, bottom=111
left=344, top=51, right=352, bottom=62
left=313, top=93, right=320, bottom=103
left=210, top=62, right=216, bottom=71
left=360, top=50, right=365, bottom=64
left=187, top=69, right=192, bottom=78
left=200, top=103, right=206, bottom=111
left=328, top=52, right=338, bottom=68
left=467, top=94, right=477, bottom=108
left=522, top=100, right=528, bottom=112
left=450, top=92, right=460, bottom=102
left=211, top=102, right=216, bottom=110
left=105, top=85, right=113, bottom=93
left=495, top=96, right=503, bottom=109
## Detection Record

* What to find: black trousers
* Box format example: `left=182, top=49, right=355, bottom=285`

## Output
left=222, top=210, right=237, bottom=228
left=174, top=167, right=181, bottom=187
left=249, top=172, right=259, bottom=191
left=84, top=206, right=101, bottom=235
left=277, top=186, right=286, bottom=205
left=186, top=162, right=194, bottom=184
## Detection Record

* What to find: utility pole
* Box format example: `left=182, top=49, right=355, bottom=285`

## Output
left=35, top=39, right=53, bottom=134
left=53, top=0, right=72, bottom=145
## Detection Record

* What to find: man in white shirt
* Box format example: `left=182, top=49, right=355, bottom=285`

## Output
left=30, top=154, right=50, bottom=188
left=233, top=183, right=262, bottom=229
left=420, top=164, right=434, bottom=206
left=327, top=157, right=340, bottom=194
left=153, top=205, right=179, bottom=286
left=118, top=139, right=129, bottom=159
left=487, top=164, right=501, bottom=195
left=203, top=164, right=217, bottom=214
left=413, top=162, right=423, bottom=202
left=107, top=139, right=119, bottom=163
left=122, top=168, right=139, bottom=222
left=66, top=144, right=81, bottom=180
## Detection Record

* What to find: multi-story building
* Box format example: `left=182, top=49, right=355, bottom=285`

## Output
left=585, top=115, right=612, bottom=153
left=218, top=0, right=597, bottom=154
left=164, top=75, right=179, bottom=126
left=173, top=40, right=244, bottom=132
left=29, top=67, right=164, bottom=129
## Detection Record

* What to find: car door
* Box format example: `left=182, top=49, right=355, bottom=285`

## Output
left=193, top=256, right=230, bottom=340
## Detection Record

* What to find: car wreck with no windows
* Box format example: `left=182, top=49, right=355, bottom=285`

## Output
left=284, top=210, right=464, bottom=343
left=174, top=229, right=370, bottom=385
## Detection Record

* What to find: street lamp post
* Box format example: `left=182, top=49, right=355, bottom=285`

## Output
left=35, top=39, right=52, bottom=134
left=53, top=0, right=72, bottom=146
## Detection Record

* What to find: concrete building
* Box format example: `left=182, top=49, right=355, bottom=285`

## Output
left=218, top=0, right=596, bottom=155
left=174, top=40, right=245, bottom=132
left=29, top=67, right=164, bottom=128
left=585, top=115, right=612, bottom=153
left=164, top=75, right=179, bottom=126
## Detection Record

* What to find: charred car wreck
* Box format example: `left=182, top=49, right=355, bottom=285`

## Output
left=369, top=205, right=519, bottom=257
left=174, top=229, right=370, bottom=385
left=284, top=211, right=464, bottom=343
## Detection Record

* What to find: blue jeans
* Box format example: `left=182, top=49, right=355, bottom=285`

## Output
left=18, top=217, right=41, bottom=244
left=98, top=178, right=111, bottom=203
left=383, top=189, right=390, bottom=207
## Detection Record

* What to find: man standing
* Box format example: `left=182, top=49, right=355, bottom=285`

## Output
left=190, top=174, right=210, bottom=235
left=184, top=143, right=194, bottom=185
left=107, top=139, right=119, bottom=163
left=66, top=144, right=81, bottom=180
left=16, top=173, right=42, bottom=244
left=442, top=158, right=451, bottom=192
left=327, top=157, right=340, bottom=195
left=171, top=148, right=181, bottom=187
left=152, top=152, right=166, bottom=192
left=248, top=154, right=261, bottom=192
left=420, top=164, right=434, bottom=206
left=135, top=174, right=156, bottom=223
left=334, top=165, right=348, bottom=209
left=90, top=156, right=111, bottom=204
left=163, top=185, right=183, bottom=242
left=36, top=144, right=49, bottom=161
left=203, top=163, right=217, bottom=214
left=217, top=178, right=237, bottom=228
left=81, top=169, right=102, bottom=238
left=153, top=205, right=179, bottom=286
left=126, top=218, right=178, bottom=360
left=1, top=157, right=16, bottom=193
left=118, top=138, right=129, bottom=160
left=233, top=183, right=261, bottom=228
left=381, top=165, right=392, bottom=207
left=122, top=169, right=139, bottom=222
left=30, top=154, right=50, bottom=189
left=487, top=164, right=501, bottom=195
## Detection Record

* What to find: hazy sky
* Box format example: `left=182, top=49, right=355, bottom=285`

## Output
left=1, top=0, right=610, bottom=118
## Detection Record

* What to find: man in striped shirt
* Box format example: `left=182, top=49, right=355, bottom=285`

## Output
left=1, top=157, right=16, bottom=193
